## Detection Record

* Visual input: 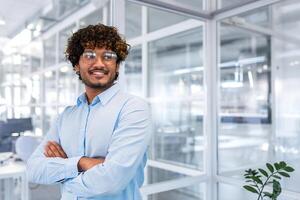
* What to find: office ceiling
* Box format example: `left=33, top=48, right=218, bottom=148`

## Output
left=0, top=0, right=51, bottom=38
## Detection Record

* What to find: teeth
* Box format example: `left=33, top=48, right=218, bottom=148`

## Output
left=92, top=71, right=104, bottom=75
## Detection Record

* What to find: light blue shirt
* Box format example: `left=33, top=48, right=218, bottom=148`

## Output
left=27, top=83, right=151, bottom=200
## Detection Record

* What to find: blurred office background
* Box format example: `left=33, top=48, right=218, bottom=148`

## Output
left=0, top=0, right=300, bottom=199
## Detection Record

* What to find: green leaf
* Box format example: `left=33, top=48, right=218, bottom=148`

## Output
left=259, top=168, right=268, bottom=177
left=274, top=162, right=280, bottom=170
left=273, top=179, right=282, bottom=197
left=278, top=171, right=290, bottom=177
left=272, top=175, right=281, bottom=180
left=266, top=163, right=274, bottom=173
left=243, top=185, right=259, bottom=194
left=283, top=166, right=295, bottom=172
left=252, top=176, right=263, bottom=184
left=263, top=191, right=272, bottom=197
left=279, top=161, right=287, bottom=168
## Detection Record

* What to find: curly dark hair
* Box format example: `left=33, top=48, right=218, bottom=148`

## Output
left=65, top=23, right=130, bottom=68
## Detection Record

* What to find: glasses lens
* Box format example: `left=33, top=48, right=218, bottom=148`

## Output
left=82, top=51, right=117, bottom=64
left=103, top=52, right=117, bottom=61
left=83, top=51, right=96, bottom=60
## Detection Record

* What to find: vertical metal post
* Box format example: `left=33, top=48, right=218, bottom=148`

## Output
left=204, top=12, right=219, bottom=200
left=110, top=0, right=126, bottom=90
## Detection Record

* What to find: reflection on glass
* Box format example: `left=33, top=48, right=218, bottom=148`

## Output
left=124, top=45, right=142, bottom=96
left=43, top=106, right=57, bottom=135
left=218, top=1, right=300, bottom=196
left=218, top=183, right=255, bottom=200
left=31, top=75, right=41, bottom=104
left=14, top=107, right=30, bottom=119
left=58, top=66, right=78, bottom=105
left=44, top=35, right=56, bottom=67
left=148, top=183, right=204, bottom=200
left=148, top=0, right=204, bottom=12
left=44, top=70, right=57, bottom=104
left=147, top=166, right=186, bottom=185
left=15, top=106, right=42, bottom=136
left=57, top=0, right=87, bottom=18
left=236, top=7, right=270, bottom=28
left=31, top=55, right=42, bottom=72
left=219, top=0, right=254, bottom=9
left=79, top=8, right=103, bottom=28
left=125, top=2, right=142, bottom=39
left=218, top=23, right=271, bottom=173
left=271, top=0, right=300, bottom=193
left=59, top=24, right=76, bottom=62
left=148, top=7, right=188, bottom=32
left=149, top=27, right=204, bottom=169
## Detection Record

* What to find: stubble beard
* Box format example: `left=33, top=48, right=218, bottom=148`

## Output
left=81, top=72, right=116, bottom=90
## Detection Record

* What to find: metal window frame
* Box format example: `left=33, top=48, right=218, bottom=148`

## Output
left=4, top=0, right=298, bottom=199
left=119, top=0, right=298, bottom=200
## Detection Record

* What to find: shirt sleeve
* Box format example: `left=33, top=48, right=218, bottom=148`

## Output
left=27, top=111, right=81, bottom=185
left=63, top=98, right=152, bottom=198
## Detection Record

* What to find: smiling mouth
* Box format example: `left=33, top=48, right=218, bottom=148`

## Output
left=89, top=69, right=109, bottom=76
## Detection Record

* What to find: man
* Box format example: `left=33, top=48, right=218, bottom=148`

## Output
left=27, top=24, right=151, bottom=200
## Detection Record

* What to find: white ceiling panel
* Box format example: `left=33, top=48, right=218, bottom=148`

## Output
left=0, top=0, right=51, bottom=38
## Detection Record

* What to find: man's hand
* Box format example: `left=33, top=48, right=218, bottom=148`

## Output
left=78, top=157, right=105, bottom=172
left=44, top=141, right=67, bottom=159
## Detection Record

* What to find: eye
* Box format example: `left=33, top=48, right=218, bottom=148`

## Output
left=103, top=52, right=113, bottom=60
left=103, top=52, right=117, bottom=60
left=83, top=52, right=96, bottom=59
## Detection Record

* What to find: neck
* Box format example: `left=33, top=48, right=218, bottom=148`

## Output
left=85, top=87, right=102, bottom=104
left=84, top=84, right=114, bottom=104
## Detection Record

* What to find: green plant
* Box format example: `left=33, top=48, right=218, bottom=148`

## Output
left=243, top=161, right=295, bottom=200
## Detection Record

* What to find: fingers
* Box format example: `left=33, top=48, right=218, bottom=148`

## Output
left=50, top=141, right=67, bottom=158
left=44, top=141, right=67, bottom=158
left=44, top=143, right=57, bottom=157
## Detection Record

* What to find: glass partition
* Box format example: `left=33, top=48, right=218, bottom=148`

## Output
left=219, top=0, right=254, bottom=9
left=218, top=23, right=271, bottom=173
left=125, top=1, right=142, bottom=39
left=59, top=24, right=76, bottom=62
left=149, top=27, right=204, bottom=170
left=44, top=35, right=57, bottom=67
left=124, top=45, right=142, bottom=96
left=148, top=7, right=188, bottom=32
left=58, top=66, right=78, bottom=105
left=271, top=0, right=300, bottom=193
left=44, top=70, right=57, bottom=105
left=149, top=183, right=205, bottom=200
left=79, top=8, right=103, bottom=28
left=218, top=0, right=300, bottom=195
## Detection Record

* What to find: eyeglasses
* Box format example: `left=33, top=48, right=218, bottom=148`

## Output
left=81, top=50, right=118, bottom=65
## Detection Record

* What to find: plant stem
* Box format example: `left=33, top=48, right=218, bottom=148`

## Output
left=257, top=171, right=277, bottom=200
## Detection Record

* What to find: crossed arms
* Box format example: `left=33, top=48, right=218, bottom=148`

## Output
left=44, top=141, right=104, bottom=172
left=27, top=99, right=151, bottom=197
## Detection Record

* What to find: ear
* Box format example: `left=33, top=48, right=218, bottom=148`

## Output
left=116, top=63, right=120, bottom=72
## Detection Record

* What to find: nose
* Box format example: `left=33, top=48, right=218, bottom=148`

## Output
left=92, top=55, right=106, bottom=67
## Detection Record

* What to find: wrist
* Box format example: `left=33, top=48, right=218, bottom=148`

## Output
left=77, top=156, right=86, bottom=172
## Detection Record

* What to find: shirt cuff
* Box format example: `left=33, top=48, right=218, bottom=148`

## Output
left=64, top=156, right=82, bottom=179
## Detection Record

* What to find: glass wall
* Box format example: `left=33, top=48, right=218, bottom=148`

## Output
left=124, top=2, right=205, bottom=198
left=217, top=0, right=300, bottom=198
left=1, top=0, right=300, bottom=200
left=148, top=28, right=204, bottom=170
left=218, top=23, right=271, bottom=172
left=149, top=184, right=205, bottom=200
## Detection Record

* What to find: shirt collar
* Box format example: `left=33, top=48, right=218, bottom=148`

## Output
left=76, top=82, right=121, bottom=107
left=76, top=93, right=87, bottom=106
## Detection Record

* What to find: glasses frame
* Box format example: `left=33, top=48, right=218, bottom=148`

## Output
left=81, top=50, right=118, bottom=65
